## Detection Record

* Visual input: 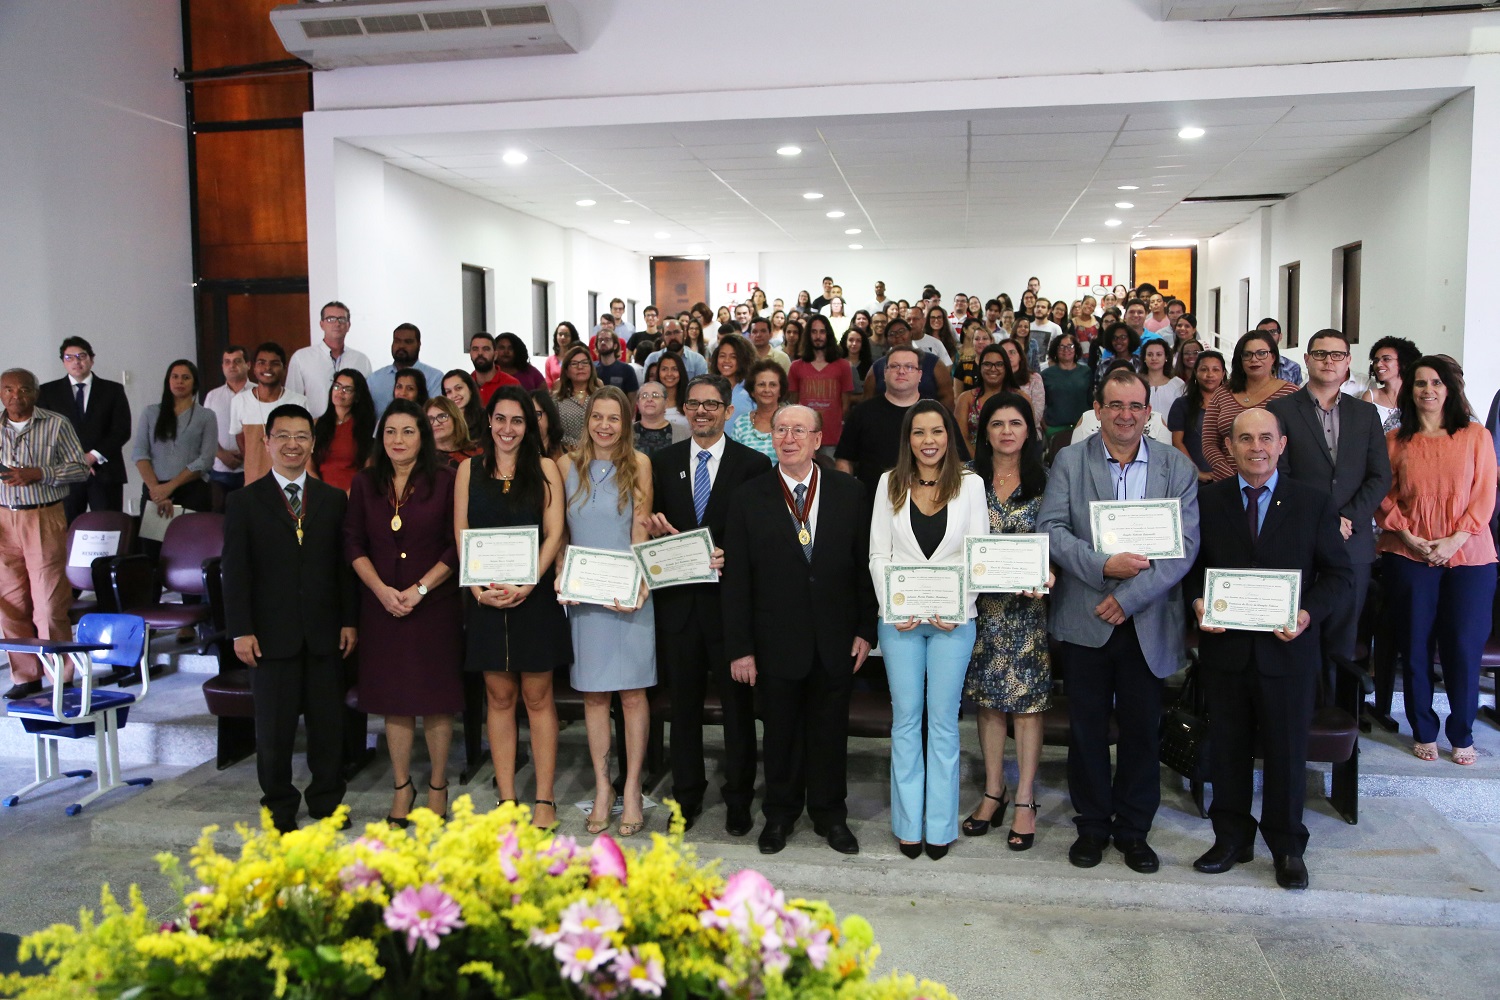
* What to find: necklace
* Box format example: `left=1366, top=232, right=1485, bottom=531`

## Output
left=917, top=477, right=939, bottom=487
left=389, top=475, right=414, bottom=531
left=590, top=460, right=612, bottom=485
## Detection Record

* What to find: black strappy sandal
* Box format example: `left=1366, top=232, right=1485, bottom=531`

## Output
left=533, top=798, right=558, bottom=828
left=386, top=778, right=416, bottom=828
left=961, top=789, right=1010, bottom=837
left=1007, top=801, right=1041, bottom=852
left=428, top=780, right=450, bottom=821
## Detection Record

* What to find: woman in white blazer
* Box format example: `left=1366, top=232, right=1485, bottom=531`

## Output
left=870, top=399, right=990, bottom=859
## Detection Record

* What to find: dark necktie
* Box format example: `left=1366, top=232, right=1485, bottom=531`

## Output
left=794, top=483, right=812, bottom=561
left=1243, top=485, right=1267, bottom=543
left=285, top=482, right=302, bottom=518
left=73, top=381, right=85, bottom=419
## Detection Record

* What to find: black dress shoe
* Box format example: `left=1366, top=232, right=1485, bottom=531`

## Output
left=725, top=805, right=754, bottom=837
left=1068, top=834, right=1108, bottom=869
left=924, top=841, right=951, bottom=861
left=1194, top=840, right=1253, bottom=874
left=757, top=821, right=789, bottom=854
left=677, top=803, right=702, bottom=832
left=1114, top=838, right=1159, bottom=873
left=814, top=821, right=859, bottom=855
left=3, top=681, right=42, bottom=700
left=897, top=840, right=924, bottom=859
left=1274, top=854, right=1309, bottom=890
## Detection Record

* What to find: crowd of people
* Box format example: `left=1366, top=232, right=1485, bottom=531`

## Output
left=2, top=276, right=1497, bottom=892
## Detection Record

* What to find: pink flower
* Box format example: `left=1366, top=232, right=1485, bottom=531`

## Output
left=561, top=899, right=623, bottom=935
left=383, top=884, right=465, bottom=953
left=722, top=869, right=775, bottom=907
left=544, top=834, right=581, bottom=875
left=554, top=929, right=617, bottom=982
left=498, top=827, right=523, bottom=883
left=353, top=836, right=388, bottom=852
left=590, top=834, right=628, bottom=883
left=528, top=923, right=564, bottom=948
left=613, top=948, right=666, bottom=996
left=339, top=859, right=381, bottom=891
left=804, top=927, right=832, bottom=970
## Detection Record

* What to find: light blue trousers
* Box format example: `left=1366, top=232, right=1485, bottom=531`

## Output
left=879, top=619, right=977, bottom=845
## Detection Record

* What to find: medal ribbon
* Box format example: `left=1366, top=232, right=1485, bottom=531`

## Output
left=778, top=466, right=818, bottom=544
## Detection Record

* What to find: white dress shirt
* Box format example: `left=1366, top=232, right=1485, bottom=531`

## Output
left=689, top=432, right=727, bottom=493
left=778, top=464, right=820, bottom=544
left=68, top=374, right=105, bottom=464
left=286, top=341, right=373, bottom=419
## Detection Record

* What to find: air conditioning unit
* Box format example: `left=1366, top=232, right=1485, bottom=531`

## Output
left=270, top=0, right=582, bottom=69
left=1161, top=0, right=1498, bottom=19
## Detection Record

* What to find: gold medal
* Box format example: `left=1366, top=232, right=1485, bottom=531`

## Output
left=798, top=528, right=811, bottom=545
left=391, top=514, right=403, bottom=532
left=295, top=527, right=304, bottom=546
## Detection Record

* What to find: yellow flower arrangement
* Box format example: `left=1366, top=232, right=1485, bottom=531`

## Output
left=0, top=799, right=954, bottom=1000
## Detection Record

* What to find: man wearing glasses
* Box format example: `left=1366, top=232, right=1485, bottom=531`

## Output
left=36, top=337, right=132, bottom=522
left=837, top=344, right=967, bottom=502
left=646, top=374, right=771, bottom=836
left=286, top=302, right=372, bottom=419
left=1038, top=369, right=1200, bottom=875
left=1268, top=329, right=1390, bottom=663
left=1256, top=318, right=1304, bottom=387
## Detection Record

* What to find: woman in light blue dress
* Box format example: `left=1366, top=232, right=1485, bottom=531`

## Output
left=557, top=386, right=656, bottom=838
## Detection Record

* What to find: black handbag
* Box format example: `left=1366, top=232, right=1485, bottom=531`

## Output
left=1159, top=662, right=1211, bottom=782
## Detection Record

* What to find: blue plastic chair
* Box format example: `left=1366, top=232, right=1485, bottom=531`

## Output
left=1, top=614, right=153, bottom=814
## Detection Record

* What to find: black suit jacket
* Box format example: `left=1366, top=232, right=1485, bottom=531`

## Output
left=37, top=376, right=132, bottom=484
left=1187, top=475, right=1352, bottom=677
left=1267, top=389, right=1390, bottom=565
left=222, top=473, right=358, bottom=659
left=649, top=436, right=772, bottom=636
left=721, top=468, right=877, bottom=678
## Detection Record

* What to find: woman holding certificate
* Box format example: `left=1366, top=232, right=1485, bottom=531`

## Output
left=870, top=400, right=989, bottom=859
left=455, top=385, right=571, bottom=827
left=345, top=400, right=463, bottom=825
left=961, top=392, right=1053, bottom=851
left=1377, top=355, right=1497, bottom=767
left=557, top=386, right=655, bottom=836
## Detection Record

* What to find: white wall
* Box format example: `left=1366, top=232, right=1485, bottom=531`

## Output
left=0, top=0, right=192, bottom=422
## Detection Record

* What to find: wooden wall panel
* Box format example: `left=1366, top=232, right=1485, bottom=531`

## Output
left=194, top=130, right=307, bottom=280
left=193, top=76, right=309, bottom=122
left=187, top=0, right=295, bottom=69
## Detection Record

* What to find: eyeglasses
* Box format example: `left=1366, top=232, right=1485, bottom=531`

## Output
left=61, top=352, right=91, bottom=363
left=772, top=425, right=812, bottom=438
left=887, top=363, right=920, bottom=373
left=980, top=361, right=1008, bottom=370
left=682, top=399, right=725, bottom=412
left=269, top=432, right=313, bottom=444
left=1307, top=350, right=1350, bottom=362
left=638, top=391, right=665, bottom=400
left=1100, top=401, right=1148, bottom=413
left=428, top=413, right=450, bottom=424
left=331, top=384, right=355, bottom=395
left=1241, top=349, right=1273, bottom=361
left=321, top=316, right=350, bottom=325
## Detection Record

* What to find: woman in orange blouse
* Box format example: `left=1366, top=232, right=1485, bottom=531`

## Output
left=1200, top=330, right=1298, bottom=481
left=1376, top=355, right=1497, bottom=766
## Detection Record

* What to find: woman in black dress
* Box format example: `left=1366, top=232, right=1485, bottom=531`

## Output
left=454, top=385, right=571, bottom=827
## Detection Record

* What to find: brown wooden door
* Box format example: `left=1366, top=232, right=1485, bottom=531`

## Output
left=651, top=258, right=709, bottom=319
left=1131, top=247, right=1196, bottom=315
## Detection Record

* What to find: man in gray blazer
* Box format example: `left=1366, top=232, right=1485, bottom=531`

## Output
left=1266, top=329, right=1390, bottom=665
left=1038, top=369, right=1200, bottom=874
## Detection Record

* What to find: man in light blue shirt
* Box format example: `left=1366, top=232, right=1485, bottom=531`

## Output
left=644, top=318, right=708, bottom=378
left=1257, top=318, right=1303, bottom=386
left=366, top=323, right=444, bottom=414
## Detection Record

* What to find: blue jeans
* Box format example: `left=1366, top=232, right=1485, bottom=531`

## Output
left=1383, top=554, right=1497, bottom=748
left=879, top=619, right=976, bottom=845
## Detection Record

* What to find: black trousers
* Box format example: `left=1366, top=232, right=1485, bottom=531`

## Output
left=1321, top=557, right=1372, bottom=664
left=63, top=476, right=123, bottom=523
left=661, top=612, right=757, bottom=813
left=249, top=646, right=347, bottom=829
left=758, top=652, right=853, bottom=826
left=1202, top=661, right=1316, bottom=858
left=1064, top=620, right=1165, bottom=842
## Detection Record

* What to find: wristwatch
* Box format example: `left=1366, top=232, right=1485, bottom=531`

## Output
left=416, top=582, right=429, bottom=597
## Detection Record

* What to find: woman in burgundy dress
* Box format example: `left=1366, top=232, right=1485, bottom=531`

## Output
left=345, top=399, right=463, bottom=825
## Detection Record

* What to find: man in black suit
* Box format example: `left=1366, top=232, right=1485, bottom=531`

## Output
left=647, top=374, right=772, bottom=835
left=1188, top=408, right=1351, bottom=890
left=222, top=403, right=358, bottom=832
left=1267, top=329, right=1390, bottom=664
left=36, top=336, right=131, bottom=521
left=722, top=404, right=877, bottom=855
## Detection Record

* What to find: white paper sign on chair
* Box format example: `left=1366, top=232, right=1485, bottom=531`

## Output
left=68, top=530, right=121, bottom=569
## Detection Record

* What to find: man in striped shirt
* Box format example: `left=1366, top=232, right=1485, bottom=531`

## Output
left=1, top=368, right=89, bottom=699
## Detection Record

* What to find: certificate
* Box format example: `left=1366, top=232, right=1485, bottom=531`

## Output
left=882, top=564, right=966, bottom=624
left=965, top=534, right=1049, bottom=594
left=460, top=528, right=539, bottom=587
left=559, top=546, right=642, bottom=608
left=633, top=527, right=717, bottom=589
left=1200, top=569, right=1302, bottom=632
left=1090, top=498, right=1184, bottom=559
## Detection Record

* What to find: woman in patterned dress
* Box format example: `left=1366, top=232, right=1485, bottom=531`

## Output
left=961, top=391, right=1054, bottom=851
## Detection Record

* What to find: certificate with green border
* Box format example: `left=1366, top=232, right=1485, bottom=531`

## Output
left=632, top=527, right=717, bottom=589
left=882, top=564, right=967, bottom=624
left=1200, top=568, right=1302, bottom=632
left=460, top=527, right=539, bottom=587
left=1089, top=498, right=1184, bottom=559
left=964, top=534, right=1049, bottom=594
left=559, top=546, right=642, bottom=608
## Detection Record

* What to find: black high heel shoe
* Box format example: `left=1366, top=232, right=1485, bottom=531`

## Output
left=386, top=778, right=416, bottom=828
left=924, top=841, right=952, bottom=861
left=428, top=780, right=450, bottom=821
left=961, top=788, right=1010, bottom=837
left=1007, top=802, right=1041, bottom=852
left=533, top=798, right=558, bottom=829
left=898, top=840, right=924, bottom=859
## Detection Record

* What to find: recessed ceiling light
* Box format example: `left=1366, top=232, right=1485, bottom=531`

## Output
left=1117, top=185, right=1139, bottom=191
left=777, top=145, right=802, bottom=156
left=844, top=228, right=862, bottom=235
left=613, top=219, right=630, bottom=225
left=848, top=244, right=863, bottom=250
left=575, top=199, right=596, bottom=207
left=803, top=192, right=823, bottom=200
left=501, top=150, right=528, bottom=165
left=1178, top=127, right=1206, bottom=139
left=654, top=231, right=671, bottom=239
left=1080, top=238, right=1096, bottom=244
left=1105, top=219, right=1123, bottom=227
left=826, top=210, right=845, bottom=219
left=1115, top=202, right=1134, bottom=209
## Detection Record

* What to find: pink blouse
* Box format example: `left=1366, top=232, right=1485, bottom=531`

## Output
left=1376, top=422, right=1498, bottom=567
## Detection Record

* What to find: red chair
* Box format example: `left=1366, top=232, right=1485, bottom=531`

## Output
left=63, top=511, right=136, bottom=621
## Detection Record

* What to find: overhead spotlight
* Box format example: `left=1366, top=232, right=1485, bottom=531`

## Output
left=803, top=192, right=823, bottom=200
left=1080, top=237, right=1096, bottom=244
left=1105, top=219, right=1123, bottom=227
left=1117, top=185, right=1139, bottom=191
left=844, top=228, right=862, bottom=235
left=502, top=150, right=528, bottom=165
left=1178, top=127, right=1205, bottom=139
left=654, top=231, right=671, bottom=239
left=1115, top=202, right=1135, bottom=209
left=826, top=210, right=845, bottom=218
left=575, top=199, right=596, bottom=207
left=777, top=145, right=802, bottom=156
left=848, top=243, right=864, bottom=250
left=613, top=219, right=630, bottom=225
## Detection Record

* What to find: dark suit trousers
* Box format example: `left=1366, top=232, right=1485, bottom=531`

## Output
left=1322, top=557, right=1372, bottom=664
left=1203, top=660, right=1317, bottom=858
left=1064, top=620, right=1164, bottom=841
left=63, top=476, right=123, bottom=523
left=249, top=646, right=348, bottom=827
left=661, top=611, right=757, bottom=812
left=758, top=652, right=852, bottom=826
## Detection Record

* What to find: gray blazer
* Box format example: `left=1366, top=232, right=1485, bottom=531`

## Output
left=1267, top=389, right=1391, bottom=566
left=1037, top=434, right=1200, bottom=678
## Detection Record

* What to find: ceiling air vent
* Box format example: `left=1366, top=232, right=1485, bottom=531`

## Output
left=1161, top=0, right=1500, bottom=21
left=271, top=0, right=582, bottom=69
